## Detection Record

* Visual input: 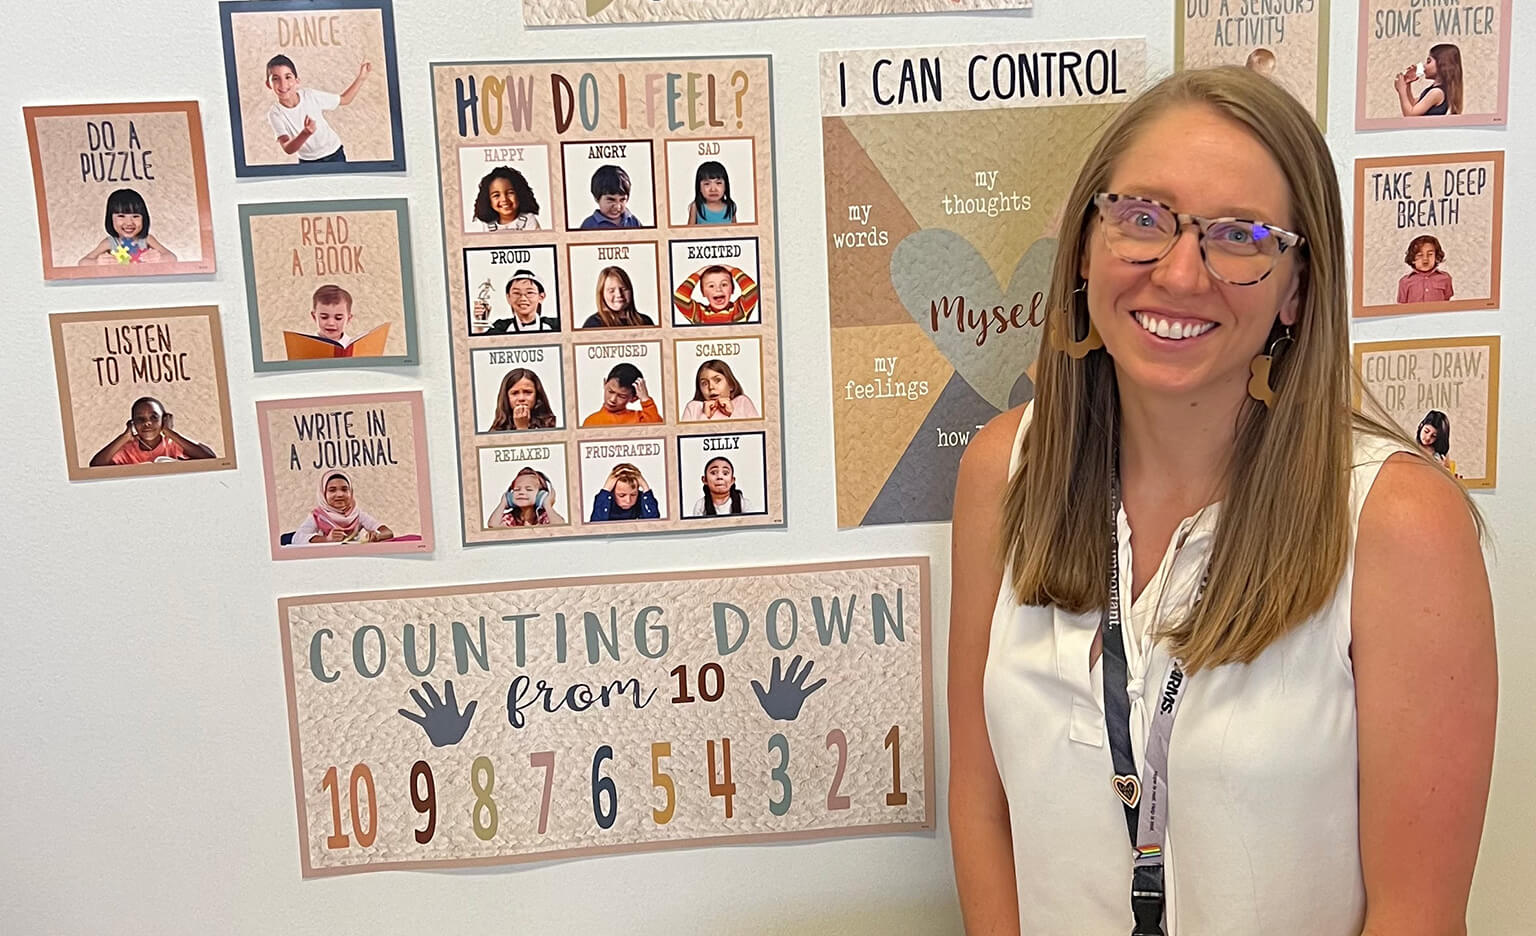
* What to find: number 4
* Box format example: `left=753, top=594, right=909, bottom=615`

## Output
left=707, top=738, right=736, bottom=819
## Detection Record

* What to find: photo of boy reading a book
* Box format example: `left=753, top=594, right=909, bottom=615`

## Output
left=283, top=284, right=389, bottom=359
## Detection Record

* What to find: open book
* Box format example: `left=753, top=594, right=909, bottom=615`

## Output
left=283, top=323, right=391, bottom=360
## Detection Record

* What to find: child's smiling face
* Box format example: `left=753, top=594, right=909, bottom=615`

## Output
left=488, top=178, right=518, bottom=222
left=324, top=476, right=354, bottom=512
left=704, top=459, right=735, bottom=496
left=510, top=473, right=541, bottom=507
left=1412, top=243, right=1439, bottom=273
left=597, top=192, right=629, bottom=221
left=268, top=65, right=299, bottom=97
left=313, top=301, right=353, bottom=340
left=112, top=212, right=143, bottom=239
left=130, top=401, right=164, bottom=445
left=602, top=274, right=631, bottom=312
left=701, top=272, right=733, bottom=310
left=700, top=176, right=726, bottom=204
left=507, top=280, right=543, bottom=319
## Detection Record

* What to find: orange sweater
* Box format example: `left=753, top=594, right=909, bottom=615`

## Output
left=582, top=397, right=661, bottom=427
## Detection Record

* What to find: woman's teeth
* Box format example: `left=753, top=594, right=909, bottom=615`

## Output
left=1135, top=312, right=1215, bottom=340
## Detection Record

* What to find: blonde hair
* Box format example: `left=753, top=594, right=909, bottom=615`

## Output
left=1002, top=67, right=1474, bottom=673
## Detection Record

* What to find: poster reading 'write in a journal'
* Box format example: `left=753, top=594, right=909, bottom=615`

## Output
left=432, top=57, right=782, bottom=543
left=822, top=40, right=1146, bottom=527
left=523, top=0, right=1030, bottom=27
left=280, top=558, right=931, bottom=876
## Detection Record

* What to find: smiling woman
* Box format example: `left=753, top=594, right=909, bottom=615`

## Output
left=947, top=66, right=1496, bottom=936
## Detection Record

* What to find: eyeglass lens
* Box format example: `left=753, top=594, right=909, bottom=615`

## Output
left=1100, top=196, right=1284, bottom=284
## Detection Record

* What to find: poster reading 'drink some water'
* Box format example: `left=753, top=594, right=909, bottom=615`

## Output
left=1177, top=0, right=1329, bottom=128
left=822, top=39, right=1146, bottom=527
left=523, top=0, right=1030, bottom=27
left=1353, top=151, right=1503, bottom=317
left=432, top=56, right=782, bottom=543
left=1356, top=335, right=1499, bottom=488
left=1356, top=0, right=1511, bottom=129
left=279, top=558, right=931, bottom=876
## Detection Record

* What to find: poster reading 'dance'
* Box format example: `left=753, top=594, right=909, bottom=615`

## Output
left=1355, top=336, right=1499, bottom=488
left=432, top=56, right=783, bottom=543
left=523, top=0, right=1030, bottom=27
left=1177, top=0, right=1329, bottom=128
left=1353, top=151, right=1502, bottom=317
left=1356, top=0, right=1511, bottom=130
left=256, top=391, right=434, bottom=559
left=50, top=306, right=237, bottom=482
left=240, top=198, right=419, bottom=370
left=279, top=558, right=931, bottom=876
left=219, top=0, right=406, bottom=175
left=24, top=101, right=216, bottom=281
left=821, top=39, right=1146, bottom=527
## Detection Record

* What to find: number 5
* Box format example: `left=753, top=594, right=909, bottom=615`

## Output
left=651, top=741, right=676, bottom=825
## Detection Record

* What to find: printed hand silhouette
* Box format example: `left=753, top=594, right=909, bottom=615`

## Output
left=752, top=655, right=828, bottom=722
left=397, top=679, right=478, bottom=747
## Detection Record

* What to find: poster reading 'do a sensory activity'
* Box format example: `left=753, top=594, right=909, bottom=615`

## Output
left=280, top=558, right=931, bottom=876
left=821, top=39, right=1146, bottom=527
left=431, top=56, right=783, bottom=543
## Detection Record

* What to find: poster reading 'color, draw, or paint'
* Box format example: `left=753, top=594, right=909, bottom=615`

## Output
left=280, top=559, right=931, bottom=876
left=432, top=56, right=783, bottom=543
left=822, top=40, right=1146, bottom=527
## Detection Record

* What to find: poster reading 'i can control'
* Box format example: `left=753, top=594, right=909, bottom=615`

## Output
left=431, top=56, right=784, bottom=544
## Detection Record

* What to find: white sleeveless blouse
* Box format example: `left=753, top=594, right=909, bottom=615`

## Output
left=983, top=406, right=1408, bottom=934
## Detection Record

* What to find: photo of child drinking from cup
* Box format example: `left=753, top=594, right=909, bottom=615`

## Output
left=287, top=471, right=395, bottom=545
left=89, top=397, right=217, bottom=467
left=79, top=189, right=178, bottom=266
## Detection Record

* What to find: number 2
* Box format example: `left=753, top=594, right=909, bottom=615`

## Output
left=826, top=730, right=850, bottom=811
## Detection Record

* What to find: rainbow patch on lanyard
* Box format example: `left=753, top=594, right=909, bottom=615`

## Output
left=1135, top=844, right=1162, bottom=860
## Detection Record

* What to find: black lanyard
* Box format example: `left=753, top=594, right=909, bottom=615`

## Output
left=1102, top=469, right=1201, bottom=936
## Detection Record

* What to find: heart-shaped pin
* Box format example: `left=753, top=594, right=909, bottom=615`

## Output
left=1113, top=774, right=1141, bottom=809
left=891, top=231, right=1057, bottom=411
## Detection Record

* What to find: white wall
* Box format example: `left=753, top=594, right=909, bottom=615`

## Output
left=2, top=2, right=1530, bottom=933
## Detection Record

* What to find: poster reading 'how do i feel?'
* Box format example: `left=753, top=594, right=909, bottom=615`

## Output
left=821, top=39, right=1146, bottom=527
left=280, top=558, right=931, bottom=876
left=431, top=56, right=783, bottom=544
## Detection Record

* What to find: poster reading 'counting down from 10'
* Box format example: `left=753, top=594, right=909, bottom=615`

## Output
left=279, top=559, right=931, bottom=876
left=431, top=56, right=783, bottom=544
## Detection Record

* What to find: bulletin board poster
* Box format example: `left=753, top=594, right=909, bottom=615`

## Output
left=523, top=0, right=1030, bottom=27
left=279, top=557, right=932, bottom=877
left=239, top=198, right=420, bottom=371
left=1352, top=151, right=1502, bottom=318
left=23, top=101, right=216, bottom=281
left=821, top=39, right=1146, bottom=527
left=49, top=306, right=237, bottom=482
left=1176, top=0, right=1329, bottom=129
left=1355, top=0, right=1511, bottom=130
left=1355, top=336, right=1499, bottom=488
left=218, top=0, right=406, bottom=176
left=255, top=391, right=434, bottom=559
left=431, top=56, right=784, bottom=543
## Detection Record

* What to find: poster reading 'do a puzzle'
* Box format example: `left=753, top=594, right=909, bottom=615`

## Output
left=1356, top=0, right=1511, bottom=130
left=523, top=0, right=1030, bottom=27
left=432, top=56, right=783, bottom=543
left=280, top=558, right=932, bottom=876
left=1353, top=151, right=1503, bottom=317
left=1356, top=336, right=1499, bottom=488
left=1177, top=0, right=1329, bottom=128
left=822, top=39, right=1146, bottom=527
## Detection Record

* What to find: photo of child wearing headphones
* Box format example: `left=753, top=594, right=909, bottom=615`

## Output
left=487, top=465, right=566, bottom=527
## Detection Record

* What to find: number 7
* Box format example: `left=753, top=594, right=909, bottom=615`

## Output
left=529, top=751, right=555, bottom=835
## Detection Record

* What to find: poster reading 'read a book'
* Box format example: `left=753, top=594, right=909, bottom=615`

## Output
left=432, top=56, right=784, bottom=544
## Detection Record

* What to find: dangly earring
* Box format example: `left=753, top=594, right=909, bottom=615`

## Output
left=1054, top=281, right=1104, bottom=359
left=1247, top=327, right=1295, bottom=409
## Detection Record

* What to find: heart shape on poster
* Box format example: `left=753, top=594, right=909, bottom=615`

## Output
left=892, top=231, right=1056, bottom=411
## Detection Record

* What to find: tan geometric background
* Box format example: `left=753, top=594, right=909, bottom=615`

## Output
left=247, top=208, right=408, bottom=361
left=34, top=109, right=205, bottom=267
left=228, top=7, right=395, bottom=166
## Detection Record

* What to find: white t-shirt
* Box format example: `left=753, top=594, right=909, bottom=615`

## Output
left=691, top=493, right=755, bottom=516
left=267, top=88, right=343, bottom=160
